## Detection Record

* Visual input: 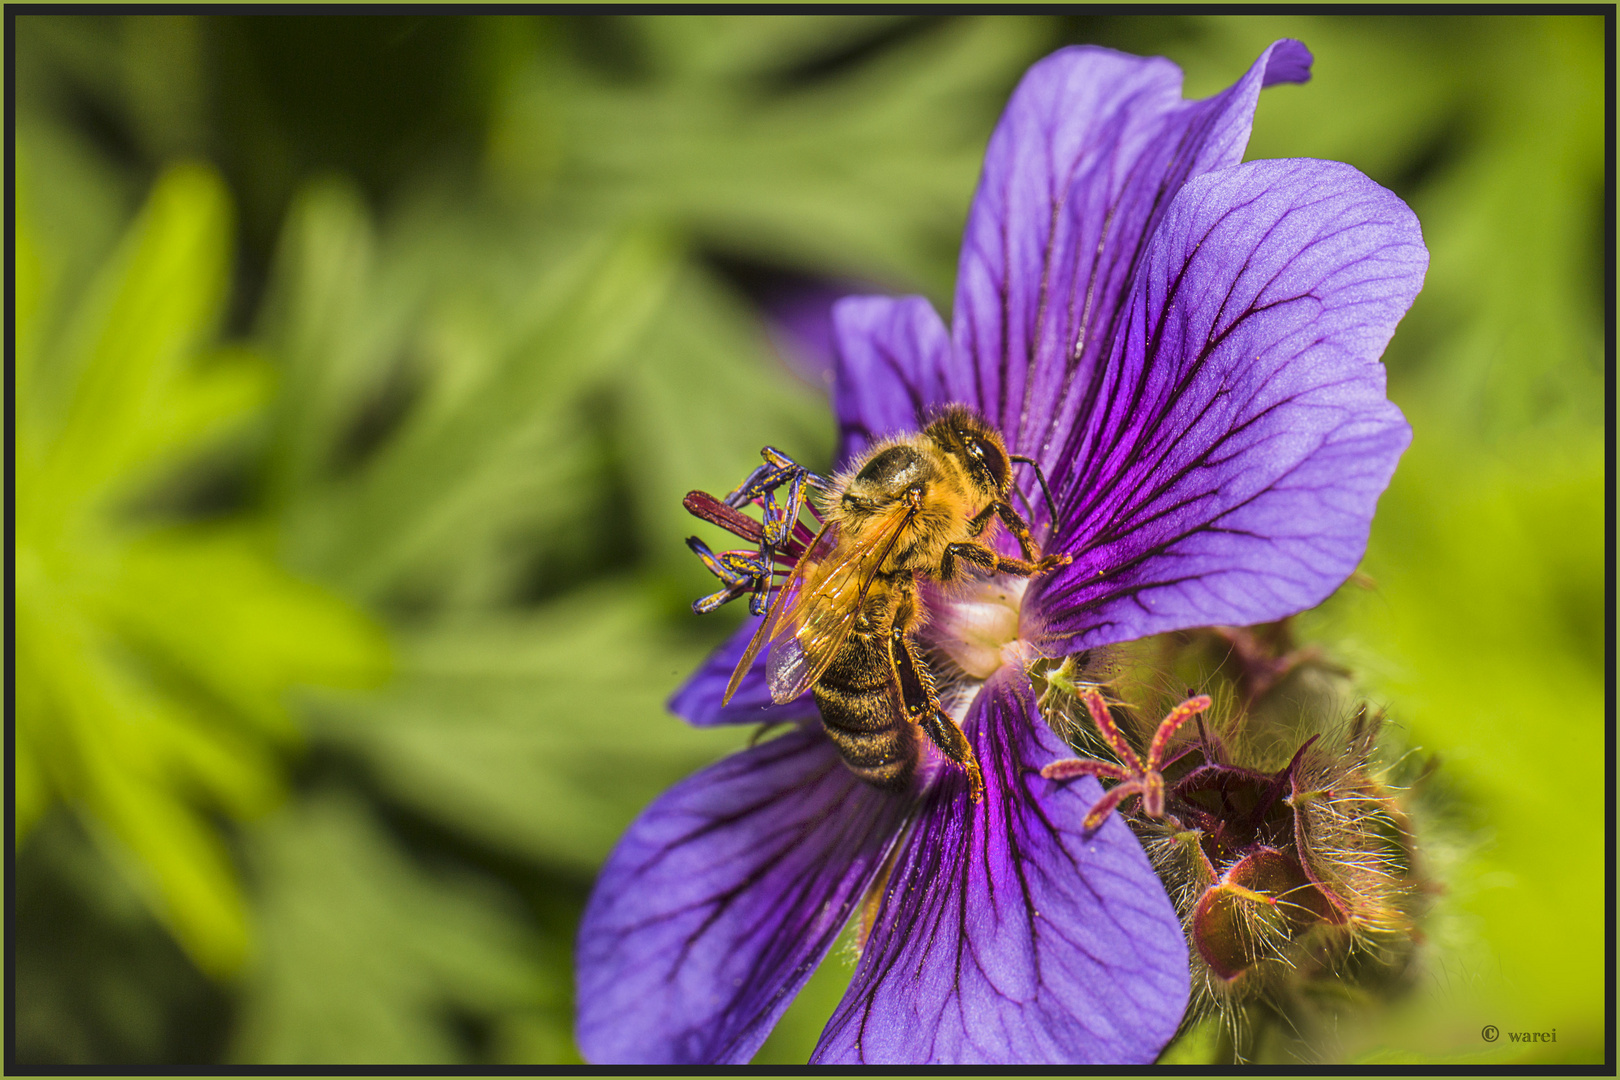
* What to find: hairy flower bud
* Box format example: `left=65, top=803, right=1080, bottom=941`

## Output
left=1036, top=620, right=1437, bottom=1061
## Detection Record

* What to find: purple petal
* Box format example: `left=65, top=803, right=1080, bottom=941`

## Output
left=831, top=294, right=952, bottom=465
left=668, top=620, right=821, bottom=727
left=948, top=40, right=1312, bottom=493
left=812, top=673, right=1187, bottom=1064
left=1032, top=158, right=1425, bottom=648
left=576, top=727, right=914, bottom=1064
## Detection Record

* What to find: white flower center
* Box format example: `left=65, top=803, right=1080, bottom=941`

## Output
left=926, top=575, right=1039, bottom=681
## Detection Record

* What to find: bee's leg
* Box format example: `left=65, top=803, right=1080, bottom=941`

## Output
left=963, top=502, right=999, bottom=540
left=919, top=702, right=984, bottom=803
left=889, top=606, right=984, bottom=802
left=940, top=538, right=1071, bottom=581
left=950, top=481, right=1074, bottom=577
left=1008, top=454, right=1060, bottom=523
left=992, top=500, right=1043, bottom=562
left=954, top=496, right=1069, bottom=579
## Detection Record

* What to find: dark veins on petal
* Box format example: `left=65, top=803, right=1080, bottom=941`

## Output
left=831, top=295, right=952, bottom=465
left=812, top=675, right=1186, bottom=1064
left=576, top=728, right=914, bottom=1064
left=1032, top=159, right=1424, bottom=648
left=949, top=39, right=1312, bottom=527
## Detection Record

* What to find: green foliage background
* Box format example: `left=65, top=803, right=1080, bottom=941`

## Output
left=12, top=14, right=1606, bottom=1065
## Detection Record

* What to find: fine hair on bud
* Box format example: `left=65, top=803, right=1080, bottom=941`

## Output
left=1037, top=622, right=1439, bottom=1063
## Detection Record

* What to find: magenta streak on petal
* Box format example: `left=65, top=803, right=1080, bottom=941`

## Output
left=811, top=673, right=1187, bottom=1064
left=576, top=727, right=915, bottom=1064
left=1030, top=158, right=1424, bottom=650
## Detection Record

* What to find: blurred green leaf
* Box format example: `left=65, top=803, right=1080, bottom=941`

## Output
left=17, top=812, right=230, bottom=1065
left=13, top=116, right=137, bottom=435
left=1401, top=16, right=1604, bottom=435
left=312, top=581, right=749, bottom=873
left=232, top=792, right=569, bottom=1063
left=119, top=16, right=209, bottom=160
left=491, top=15, right=1047, bottom=294
left=15, top=13, right=1607, bottom=1066
left=17, top=156, right=390, bottom=977
left=22, top=162, right=238, bottom=505
left=258, top=177, right=393, bottom=512
left=263, top=180, right=682, bottom=608
left=619, top=262, right=833, bottom=590
left=636, top=15, right=913, bottom=82
left=1186, top=15, right=1464, bottom=184
left=1156, top=1018, right=1222, bottom=1066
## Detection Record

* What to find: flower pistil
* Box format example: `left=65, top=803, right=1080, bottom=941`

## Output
left=1042, top=688, right=1212, bottom=830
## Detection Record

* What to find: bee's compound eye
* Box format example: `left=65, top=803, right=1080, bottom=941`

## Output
left=968, top=434, right=1009, bottom=488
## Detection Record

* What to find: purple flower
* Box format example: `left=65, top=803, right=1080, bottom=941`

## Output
left=576, top=39, right=1426, bottom=1065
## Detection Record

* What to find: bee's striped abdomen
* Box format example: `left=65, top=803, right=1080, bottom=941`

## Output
left=813, top=627, right=918, bottom=792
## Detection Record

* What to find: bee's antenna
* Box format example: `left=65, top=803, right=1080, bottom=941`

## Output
left=1009, top=454, right=1059, bottom=523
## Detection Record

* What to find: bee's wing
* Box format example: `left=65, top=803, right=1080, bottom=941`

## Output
left=721, top=518, right=841, bottom=707
left=764, top=500, right=917, bottom=705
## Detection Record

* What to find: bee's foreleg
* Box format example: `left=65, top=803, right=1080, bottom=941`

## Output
left=954, top=497, right=1058, bottom=571
left=1008, top=454, right=1060, bottom=523
left=889, top=613, right=984, bottom=802
left=987, top=498, right=1049, bottom=562
left=976, top=472, right=1063, bottom=566
left=941, top=538, right=1071, bottom=580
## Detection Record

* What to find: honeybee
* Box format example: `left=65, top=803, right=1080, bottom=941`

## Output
left=700, top=405, right=1070, bottom=800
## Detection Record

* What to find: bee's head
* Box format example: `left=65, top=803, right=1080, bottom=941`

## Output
left=926, top=405, right=1011, bottom=498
